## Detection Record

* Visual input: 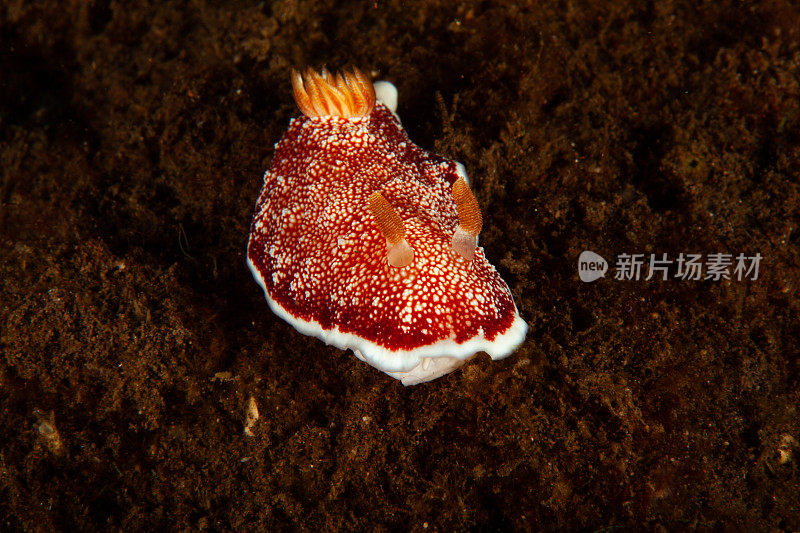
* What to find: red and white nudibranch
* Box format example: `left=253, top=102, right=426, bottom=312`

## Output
left=247, top=67, right=527, bottom=385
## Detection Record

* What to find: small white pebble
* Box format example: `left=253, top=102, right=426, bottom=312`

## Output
left=244, top=396, right=259, bottom=436
left=36, top=412, right=64, bottom=455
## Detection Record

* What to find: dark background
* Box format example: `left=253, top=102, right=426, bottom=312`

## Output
left=2, top=1, right=799, bottom=530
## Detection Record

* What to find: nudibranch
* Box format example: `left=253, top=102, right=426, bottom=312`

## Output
left=247, top=67, right=527, bottom=385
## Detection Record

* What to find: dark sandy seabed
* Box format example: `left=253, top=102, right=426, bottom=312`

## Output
left=2, top=1, right=799, bottom=530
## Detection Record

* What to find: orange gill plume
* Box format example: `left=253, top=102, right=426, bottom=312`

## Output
left=291, top=66, right=376, bottom=118
left=451, top=177, right=483, bottom=260
left=368, top=191, right=414, bottom=268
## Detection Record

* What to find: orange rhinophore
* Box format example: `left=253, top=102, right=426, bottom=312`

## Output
left=451, top=177, right=483, bottom=260
left=368, top=191, right=414, bottom=268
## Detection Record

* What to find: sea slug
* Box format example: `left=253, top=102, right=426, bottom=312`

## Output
left=247, top=67, right=527, bottom=385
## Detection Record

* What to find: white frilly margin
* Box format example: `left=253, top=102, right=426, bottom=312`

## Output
left=247, top=256, right=528, bottom=385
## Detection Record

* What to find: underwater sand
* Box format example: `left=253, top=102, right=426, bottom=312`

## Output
left=2, top=1, right=799, bottom=530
